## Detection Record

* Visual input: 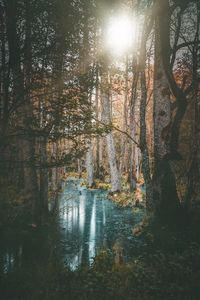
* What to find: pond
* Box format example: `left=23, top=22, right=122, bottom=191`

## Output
left=0, top=179, right=144, bottom=273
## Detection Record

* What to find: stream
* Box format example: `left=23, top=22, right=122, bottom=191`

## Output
left=0, top=178, right=144, bottom=273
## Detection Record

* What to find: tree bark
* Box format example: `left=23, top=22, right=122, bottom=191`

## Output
left=152, top=17, right=179, bottom=215
left=119, top=57, right=129, bottom=175
left=139, top=16, right=154, bottom=212
left=4, top=0, right=39, bottom=221
left=101, top=63, right=121, bottom=192
left=86, top=139, right=94, bottom=187
left=153, top=20, right=171, bottom=164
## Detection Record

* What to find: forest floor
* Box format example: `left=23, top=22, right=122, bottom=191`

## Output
left=0, top=175, right=200, bottom=300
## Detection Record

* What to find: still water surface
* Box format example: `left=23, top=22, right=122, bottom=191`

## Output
left=0, top=179, right=143, bottom=272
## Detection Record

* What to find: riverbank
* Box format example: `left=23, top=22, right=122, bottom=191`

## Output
left=68, top=172, right=146, bottom=208
left=1, top=177, right=200, bottom=300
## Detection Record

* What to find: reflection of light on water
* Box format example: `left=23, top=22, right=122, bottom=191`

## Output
left=0, top=181, right=138, bottom=275
left=68, top=254, right=79, bottom=271
left=89, top=199, right=96, bottom=264
left=67, top=207, right=73, bottom=232
left=3, top=245, right=23, bottom=273
left=3, top=253, right=14, bottom=273
left=63, top=210, right=67, bottom=220
left=61, top=190, right=87, bottom=270
left=68, top=247, right=83, bottom=271
left=102, top=200, right=106, bottom=226
left=79, top=195, right=85, bottom=233
left=19, top=246, right=22, bottom=268
left=64, top=204, right=79, bottom=232
left=72, top=204, right=78, bottom=228
left=58, top=181, right=136, bottom=271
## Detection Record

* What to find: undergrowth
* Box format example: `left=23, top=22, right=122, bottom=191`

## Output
left=0, top=219, right=200, bottom=300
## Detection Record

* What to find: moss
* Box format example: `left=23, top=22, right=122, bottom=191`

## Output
left=64, top=172, right=87, bottom=179
left=95, top=182, right=111, bottom=190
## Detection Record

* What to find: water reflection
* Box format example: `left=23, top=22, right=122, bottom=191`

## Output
left=58, top=179, right=137, bottom=270
left=0, top=179, right=142, bottom=273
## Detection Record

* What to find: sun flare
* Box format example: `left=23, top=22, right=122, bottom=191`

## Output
left=105, top=14, right=136, bottom=56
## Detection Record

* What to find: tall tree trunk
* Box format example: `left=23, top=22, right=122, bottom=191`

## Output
left=4, top=0, right=39, bottom=221
left=51, top=0, right=66, bottom=198
left=39, top=137, right=49, bottom=216
left=0, top=5, right=9, bottom=137
left=105, top=132, right=121, bottom=192
left=101, top=65, right=121, bottom=192
left=82, top=1, right=94, bottom=187
left=119, top=57, right=129, bottom=174
left=95, top=65, right=100, bottom=178
left=153, top=20, right=171, bottom=165
left=0, top=6, right=10, bottom=174
left=128, top=58, right=139, bottom=190
left=51, top=142, right=58, bottom=193
left=77, top=158, right=82, bottom=178
left=153, top=0, right=186, bottom=217
left=156, top=0, right=187, bottom=158
left=152, top=18, right=179, bottom=215
left=139, top=18, right=154, bottom=212
left=140, top=70, right=153, bottom=212
left=86, top=140, right=94, bottom=187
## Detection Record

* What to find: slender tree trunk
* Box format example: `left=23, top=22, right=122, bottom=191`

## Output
left=81, top=2, right=95, bottom=187
left=86, top=139, right=94, bottom=187
left=95, top=66, right=100, bottom=178
left=4, top=0, right=39, bottom=221
left=139, top=19, right=154, bottom=212
left=0, top=6, right=9, bottom=137
left=140, top=70, right=153, bottom=212
left=52, top=142, right=58, bottom=193
left=39, top=137, right=49, bottom=216
left=50, top=0, right=65, bottom=199
left=128, top=62, right=139, bottom=190
left=0, top=7, right=9, bottom=174
left=101, top=65, right=121, bottom=192
left=105, top=132, right=121, bottom=192
left=77, top=158, right=82, bottom=178
left=119, top=57, right=129, bottom=174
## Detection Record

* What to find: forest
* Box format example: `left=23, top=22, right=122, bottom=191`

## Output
left=0, top=0, right=200, bottom=299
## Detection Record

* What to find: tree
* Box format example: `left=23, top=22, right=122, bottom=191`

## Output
left=154, top=0, right=200, bottom=215
left=3, top=0, right=40, bottom=221
left=100, top=56, right=121, bottom=193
